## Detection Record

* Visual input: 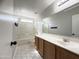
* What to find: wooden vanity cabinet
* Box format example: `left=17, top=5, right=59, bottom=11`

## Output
left=43, top=40, right=55, bottom=59
left=56, top=46, right=79, bottom=59
left=35, top=36, right=79, bottom=59
left=35, top=36, right=39, bottom=50
left=35, top=36, right=44, bottom=57
left=38, top=37, right=44, bottom=57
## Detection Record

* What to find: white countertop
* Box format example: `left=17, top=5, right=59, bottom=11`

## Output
left=36, top=33, right=79, bottom=55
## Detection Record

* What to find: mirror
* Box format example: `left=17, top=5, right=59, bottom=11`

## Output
left=42, top=5, right=79, bottom=37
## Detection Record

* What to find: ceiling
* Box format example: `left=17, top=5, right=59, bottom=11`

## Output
left=0, top=0, right=54, bottom=18
left=14, top=0, right=55, bottom=18
left=14, top=0, right=54, bottom=13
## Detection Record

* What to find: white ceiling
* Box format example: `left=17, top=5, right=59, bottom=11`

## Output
left=0, top=0, right=54, bottom=18
left=14, top=0, right=54, bottom=12
left=14, top=0, right=55, bottom=18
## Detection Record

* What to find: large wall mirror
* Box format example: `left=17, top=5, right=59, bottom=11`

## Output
left=42, top=5, right=79, bottom=37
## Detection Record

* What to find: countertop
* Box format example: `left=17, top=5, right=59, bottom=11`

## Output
left=36, top=33, right=79, bottom=55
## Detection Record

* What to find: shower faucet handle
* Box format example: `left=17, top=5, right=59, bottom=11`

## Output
left=10, top=41, right=17, bottom=46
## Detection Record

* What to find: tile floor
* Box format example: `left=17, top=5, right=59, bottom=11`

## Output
left=13, top=41, right=42, bottom=59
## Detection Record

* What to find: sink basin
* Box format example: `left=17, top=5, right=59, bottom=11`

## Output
left=57, top=38, right=70, bottom=45
left=62, top=38, right=70, bottom=42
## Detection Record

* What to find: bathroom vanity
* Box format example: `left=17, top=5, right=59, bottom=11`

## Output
left=35, top=33, right=79, bottom=59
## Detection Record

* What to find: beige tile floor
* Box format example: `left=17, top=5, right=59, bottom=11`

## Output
left=13, top=41, right=42, bottom=59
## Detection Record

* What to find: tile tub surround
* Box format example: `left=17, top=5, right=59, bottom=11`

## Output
left=13, top=41, right=42, bottom=59
left=36, top=33, right=79, bottom=55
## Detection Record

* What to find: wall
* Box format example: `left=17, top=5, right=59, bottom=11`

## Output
left=43, top=12, right=72, bottom=36
left=33, top=14, right=43, bottom=34
left=17, top=22, right=34, bottom=40
left=34, top=20, right=43, bottom=34
left=16, top=18, right=36, bottom=45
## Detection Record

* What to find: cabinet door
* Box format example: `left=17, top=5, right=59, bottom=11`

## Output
left=43, top=40, right=55, bottom=59
left=35, top=36, right=39, bottom=50
left=38, top=38, right=44, bottom=57
left=56, top=46, right=79, bottom=59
